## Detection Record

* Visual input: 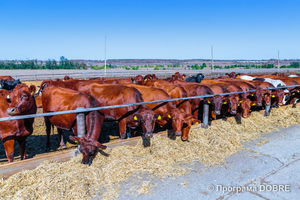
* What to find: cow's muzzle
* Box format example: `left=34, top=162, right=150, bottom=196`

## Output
left=230, top=110, right=237, bottom=115
left=175, top=131, right=181, bottom=136
left=214, top=111, right=220, bottom=115
left=7, top=108, right=16, bottom=115
left=144, top=132, right=153, bottom=139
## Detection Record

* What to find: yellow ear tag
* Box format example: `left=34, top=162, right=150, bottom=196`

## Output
left=168, top=114, right=171, bottom=118
left=240, top=100, right=243, bottom=103
left=31, top=91, right=34, bottom=95
left=6, top=95, right=9, bottom=98
left=172, top=77, right=175, bottom=79
left=298, top=91, right=300, bottom=93
left=252, top=103, right=256, bottom=106
left=75, top=141, right=78, bottom=143
left=99, top=148, right=102, bottom=150
left=265, top=94, right=267, bottom=97
left=237, top=75, right=239, bottom=77
left=223, top=102, right=227, bottom=104
left=150, top=77, right=152, bottom=79
left=183, top=76, right=185, bottom=78
left=251, top=94, right=254, bottom=96
left=207, top=100, right=210, bottom=104
left=195, top=122, right=199, bottom=124
left=158, top=115, right=161, bottom=120
left=226, top=75, right=228, bottom=76
left=144, top=78, right=147, bottom=81
left=134, top=116, right=138, bottom=120
left=292, top=93, right=295, bottom=95
left=272, top=95, right=275, bottom=98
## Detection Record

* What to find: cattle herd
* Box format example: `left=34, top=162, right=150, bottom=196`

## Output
left=0, top=71, right=300, bottom=165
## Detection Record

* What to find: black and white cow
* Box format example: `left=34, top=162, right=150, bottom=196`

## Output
left=238, top=75, right=290, bottom=104
left=0, top=79, right=21, bottom=90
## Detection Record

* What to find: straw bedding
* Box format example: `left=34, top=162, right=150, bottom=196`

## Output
left=1, top=107, right=300, bottom=199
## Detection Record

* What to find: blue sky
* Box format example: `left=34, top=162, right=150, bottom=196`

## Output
left=0, top=0, right=299, bottom=60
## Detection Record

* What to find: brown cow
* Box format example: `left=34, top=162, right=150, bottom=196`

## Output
left=64, top=75, right=74, bottom=80
left=37, top=81, right=159, bottom=141
left=0, top=76, right=14, bottom=81
left=214, top=79, right=264, bottom=106
left=0, top=84, right=37, bottom=162
left=75, top=83, right=159, bottom=140
left=169, top=80, right=221, bottom=120
left=126, top=84, right=199, bottom=141
left=132, top=75, right=145, bottom=85
left=200, top=79, right=252, bottom=118
left=198, top=83, right=238, bottom=119
left=145, top=80, right=192, bottom=115
left=0, top=89, right=10, bottom=98
left=42, top=85, right=106, bottom=165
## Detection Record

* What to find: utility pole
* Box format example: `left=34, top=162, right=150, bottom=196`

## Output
left=104, top=36, right=107, bottom=77
left=211, top=45, right=214, bottom=72
left=278, top=50, right=280, bottom=71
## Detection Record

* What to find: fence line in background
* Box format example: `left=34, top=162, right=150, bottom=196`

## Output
left=7, top=68, right=300, bottom=81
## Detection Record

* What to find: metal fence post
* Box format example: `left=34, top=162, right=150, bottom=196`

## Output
left=76, top=108, right=86, bottom=138
left=202, top=100, right=209, bottom=129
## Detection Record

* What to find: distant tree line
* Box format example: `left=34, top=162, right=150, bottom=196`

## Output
left=0, top=56, right=88, bottom=70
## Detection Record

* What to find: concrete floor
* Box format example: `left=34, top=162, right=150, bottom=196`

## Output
left=103, top=124, right=300, bottom=200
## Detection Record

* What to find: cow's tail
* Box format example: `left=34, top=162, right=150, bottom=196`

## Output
left=34, top=80, right=51, bottom=97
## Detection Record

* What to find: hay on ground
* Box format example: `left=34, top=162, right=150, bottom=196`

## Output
left=1, top=107, right=300, bottom=199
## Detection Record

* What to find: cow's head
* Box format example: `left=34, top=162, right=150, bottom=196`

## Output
left=223, top=95, right=239, bottom=115
left=152, top=74, right=158, bottom=80
left=163, top=109, right=187, bottom=137
left=180, top=114, right=200, bottom=141
left=208, top=95, right=223, bottom=115
left=128, top=108, right=159, bottom=139
left=132, top=75, right=144, bottom=85
left=254, top=88, right=264, bottom=106
left=239, top=98, right=252, bottom=118
left=7, top=84, right=36, bottom=115
left=272, top=89, right=285, bottom=106
left=196, top=73, right=205, bottom=83
left=263, top=90, right=271, bottom=106
left=0, top=89, right=11, bottom=98
left=69, top=136, right=106, bottom=165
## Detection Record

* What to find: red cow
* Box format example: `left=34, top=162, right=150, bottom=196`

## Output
left=132, top=75, right=145, bottom=85
left=145, top=80, right=192, bottom=115
left=198, top=83, right=238, bottom=119
left=0, top=76, right=14, bottom=81
left=42, top=85, right=106, bottom=165
left=169, top=80, right=221, bottom=120
left=0, top=84, right=37, bottom=162
left=126, top=84, right=199, bottom=141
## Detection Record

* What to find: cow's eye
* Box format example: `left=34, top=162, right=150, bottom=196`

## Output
left=22, top=94, right=28, bottom=98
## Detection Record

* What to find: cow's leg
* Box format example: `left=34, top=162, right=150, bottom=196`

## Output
left=3, top=139, right=14, bottom=163
left=17, top=139, right=27, bottom=160
left=44, top=117, right=51, bottom=152
left=57, top=128, right=66, bottom=148
left=119, top=119, right=128, bottom=139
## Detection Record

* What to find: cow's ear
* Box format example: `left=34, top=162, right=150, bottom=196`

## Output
left=132, top=114, right=140, bottom=122
left=29, top=85, right=36, bottom=96
left=225, top=73, right=229, bottom=76
left=93, top=141, right=107, bottom=150
left=69, top=136, right=82, bottom=144
left=154, top=113, right=163, bottom=120
left=192, top=119, right=201, bottom=125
